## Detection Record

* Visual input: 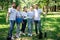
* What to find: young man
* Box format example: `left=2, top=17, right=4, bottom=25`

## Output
left=6, top=2, right=16, bottom=40
left=33, top=4, right=43, bottom=37
left=27, top=6, right=34, bottom=36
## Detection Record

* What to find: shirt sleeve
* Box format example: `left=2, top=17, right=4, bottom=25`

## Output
left=8, top=8, right=11, bottom=13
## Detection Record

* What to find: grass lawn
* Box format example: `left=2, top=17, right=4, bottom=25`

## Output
left=0, top=12, right=60, bottom=40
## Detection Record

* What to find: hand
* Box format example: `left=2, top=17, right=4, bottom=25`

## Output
left=6, top=17, right=8, bottom=23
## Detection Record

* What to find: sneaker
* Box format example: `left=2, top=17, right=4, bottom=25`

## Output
left=11, top=36, right=14, bottom=40
left=16, top=35, right=19, bottom=38
left=15, top=34, right=20, bottom=38
left=7, top=37, right=11, bottom=40
left=22, top=33, right=25, bottom=36
left=19, top=31, right=22, bottom=35
left=28, top=33, right=30, bottom=36
left=28, top=33, right=32, bottom=37
left=7, top=36, right=14, bottom=40
left=30, top=34, right=32, bottom=37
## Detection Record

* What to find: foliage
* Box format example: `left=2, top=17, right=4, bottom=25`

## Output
left=0, top=0, right=60, bottom=11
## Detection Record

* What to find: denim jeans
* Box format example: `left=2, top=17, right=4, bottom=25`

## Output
left=27, top=19, right=33, bottom=34
left=16, top=22, right=20, bottom=36
left=16, top=17, right=23, bottom=36
left=8, top=20, right=15, bottom=37
left=21, top=19, right=27, bottom=33
left=34, top=20, right=41, bottom=34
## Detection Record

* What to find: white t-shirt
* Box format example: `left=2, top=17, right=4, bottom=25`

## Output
left=34, top=9, right=42, bottom=20
left=8, top=7, right=16, bottom=20
left=27, top=11, right=34, bottom=19
left=16, top=10, right=22, bottom=18
left=22, top=12, right=28, bottom=19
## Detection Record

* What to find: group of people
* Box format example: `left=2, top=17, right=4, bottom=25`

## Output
left=6, top=2, right=43, bottom=40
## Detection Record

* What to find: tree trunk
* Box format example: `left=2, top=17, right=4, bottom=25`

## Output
left=1, top=5, right=3, bottom=10
left=54, top=1, right=57, bottom=12
left=46, top=0, right=49, bottom=14
left=6, top=0, right=9, bottom=11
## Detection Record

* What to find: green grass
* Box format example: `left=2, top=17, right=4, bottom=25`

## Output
left=0, top=12, right=60, bottom=40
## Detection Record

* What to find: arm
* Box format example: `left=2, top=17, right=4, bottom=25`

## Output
left=6, top=8, right=11, bottom=23
left=40, top=9, right=46, bottom=15
left=6, top=12, right=10, bottom=23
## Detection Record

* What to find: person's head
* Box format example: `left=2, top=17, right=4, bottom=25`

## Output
left=35, top=4, right=39, bottom=9
left=16, top=5, right=21, bottom=11
left=12, top=2, right=16, bottom=8
left=23, top=6, right=27, bottom=12
left=33, top=4, right=36, bottom=9
left=33, top=4, right=39, bottom=9
left=29, top=6, right=33, bottom=11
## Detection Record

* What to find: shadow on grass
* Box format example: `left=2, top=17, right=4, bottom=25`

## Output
left=41, top=17, right=60, bottom=40
left=0, top=27, right=17, bottom=40
left=0, top=14, right=6, bottom=24
left=0, top=27, right=60, bottom=40
left=0, top=28, right=9, bottom=40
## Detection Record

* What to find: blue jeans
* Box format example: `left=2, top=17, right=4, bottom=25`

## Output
left=16, top=22, right=20, bottom=36
left=34, top=20, right=41, bottom=34
left=28, top=19, right=33, bottom=34
left=16, top=18, right=23, bottom=35
left=16, top=17, right=23, bottom=23
left=8, top=20, right=15, bottom=37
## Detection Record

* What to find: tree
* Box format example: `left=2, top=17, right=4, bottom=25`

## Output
left=52, top=0, right=60, bottom=11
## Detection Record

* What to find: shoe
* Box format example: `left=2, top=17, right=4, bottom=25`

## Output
left=30, top=34, right=32, bottom=37
left=28, top=33, right=30, bottom=36
left=16, top=35, right=19, bottom=38
left=19, top=31, right=22, bottom=35
left=22, top=33, right=25, bottom=36
left=28, top=33, right=32, bottom=37
left=7, top=37, right=11, bottom=40
left=11, top=36, right=14, bottom=40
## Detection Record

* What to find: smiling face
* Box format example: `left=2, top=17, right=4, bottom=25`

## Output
left=17, top=5, right=21, bottom=11
left=36, top=4, right=38, bottom=9
left=12, top=2, right=16, bottom=8
left=33, top=4, right=36, bottom=9
left=33, top=4, right=38, bottom=9
left=30, top=6, right=33, bottom=11
left=24, top=8, right=27, bottom=12
left=23, top=6, right=27, bottom=12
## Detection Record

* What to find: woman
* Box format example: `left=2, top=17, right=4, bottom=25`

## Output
left=15, top=5, right=23, bottom=38
left=21, top=6, right=28, bottom=35
left=27, top=6, right=34, bottom=36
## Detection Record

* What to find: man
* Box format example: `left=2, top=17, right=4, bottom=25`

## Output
left=6, top=2, right=16, bottom=40
left=33, top=4, right=43, bottom=38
